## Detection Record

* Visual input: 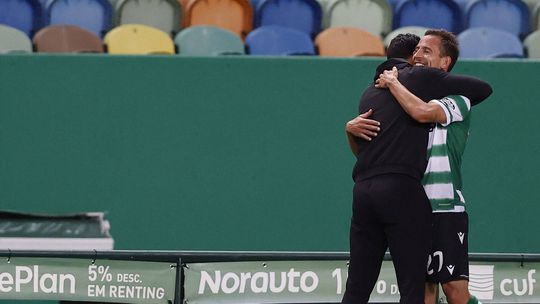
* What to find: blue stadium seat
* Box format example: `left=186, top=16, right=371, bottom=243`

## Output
left=458, top=27, right=524, bottom=58
left=0, top=0, right=43, bottom=37
left=45, top=0, right=113, bottom=37
left=254, top=0, right=322, bottom=38
left=393, top=0, right=462, bottom=33
left=465, top=0, right=530, bottom=38
left=245, top=25, right=315, bottom=55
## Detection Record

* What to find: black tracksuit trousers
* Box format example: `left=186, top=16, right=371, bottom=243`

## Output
left=342, top=174, right=433, bottom=304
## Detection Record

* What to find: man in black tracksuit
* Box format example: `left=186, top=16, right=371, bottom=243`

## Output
left=342, top=33, right=492, bottom=304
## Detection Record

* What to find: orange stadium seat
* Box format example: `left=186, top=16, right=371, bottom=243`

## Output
left=184, top=0, right=253, bottom=39
left=33, top=25, right=103, bottom=53
left=315, top=27, right=385, bottom=57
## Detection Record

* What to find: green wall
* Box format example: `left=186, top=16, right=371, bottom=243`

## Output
left=0, top=55, right=537, bottom=253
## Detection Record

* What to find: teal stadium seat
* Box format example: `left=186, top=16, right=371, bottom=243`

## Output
left=326, top=0, right=393, bottom=37
left=45, top=0, right=113, bottom=37
left=114, top=0, right=182, bottom=36
left=458, top=27, right=524, bottom=58
left=393, top=0, right=462, bottom=33
left=465, top=0, right=530, bottom=38
left=0, top=24, right=33, bottom=53
left=175, top=25, right=245, bottom=55
left=0, top=0, right=43, bottom=37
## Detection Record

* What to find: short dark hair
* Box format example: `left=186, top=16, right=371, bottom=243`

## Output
left=386, top=33, right=420, bottom=60
left=424, top=29, right=459, bottom=71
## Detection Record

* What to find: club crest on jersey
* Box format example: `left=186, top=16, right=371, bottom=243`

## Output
left=458, top=232, right=465, bottom=244
left=440, top=97, right=457, bottom=110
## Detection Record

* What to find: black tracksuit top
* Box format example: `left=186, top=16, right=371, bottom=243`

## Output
left=352, top=58, right=493, bottom=182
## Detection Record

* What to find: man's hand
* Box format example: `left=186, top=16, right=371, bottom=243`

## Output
left=346, top=109, right=380, bottom=141
left=375, top=66, right=399, bottom=89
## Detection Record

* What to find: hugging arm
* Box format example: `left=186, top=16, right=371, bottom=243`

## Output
left=376, top=67, right=447, bottom=124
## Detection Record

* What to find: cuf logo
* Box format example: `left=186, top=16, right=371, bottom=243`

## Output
left=469, top=265, right=495, bottom=300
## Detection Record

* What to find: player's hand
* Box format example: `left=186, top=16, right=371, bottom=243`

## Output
left=346, top=109, right=380, bottom=141
left=375, top=66, right=399, bottom=89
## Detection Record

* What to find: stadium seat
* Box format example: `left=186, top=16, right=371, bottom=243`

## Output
left=0, top=24, right=33, bottom=53
left=453, top=0, right=470, bottom=12
left=464, top=0, right=530, bottom=38
left=175, top=25, right=245, bottom=55
left=524, top=30, right=540, bottom=57
left=458, top=27, right=524, bottom=58
left=104, top=24, right=175, bottom=54
left=393, top=0, right=462, bottom=33
left=184, top=0, right=253, bottom=39
left=254, top=0, right=322, bottom=38
left=383, top=25, right=428, bottom=46
left=45, top=0, right=113, bottom=37
left=33, top=24, right=103, bottom=53
left=326, top=0, right=392, bottom=37
left=531, top=1, right=540, bottom=30
left=0, top=0, right=43, bottom=37
left=114, top=0, right=181, bottom=36
left=315, top=27, right=385, bottom=56
left=245, top=25, right=315, bottom=55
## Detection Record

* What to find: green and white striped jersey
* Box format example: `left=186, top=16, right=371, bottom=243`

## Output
left=422, top=95, right=471, bottom=212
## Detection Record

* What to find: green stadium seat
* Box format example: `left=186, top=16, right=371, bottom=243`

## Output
left=114, top=0, right=182, bottom=36
left=0, top=24, right=33, bottom=53
left=524, top=30, right=540, bottom=57
left=326, top=0, right=393, bottom=37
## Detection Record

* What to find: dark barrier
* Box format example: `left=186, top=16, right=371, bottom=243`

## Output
left=0, top=250, right=539, bottom=303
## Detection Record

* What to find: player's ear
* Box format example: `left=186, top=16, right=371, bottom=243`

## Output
left=441, top=56, right=451, bottom=71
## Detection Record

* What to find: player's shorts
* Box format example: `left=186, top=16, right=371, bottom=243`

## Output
left=426, top=212, right=469, bottom=284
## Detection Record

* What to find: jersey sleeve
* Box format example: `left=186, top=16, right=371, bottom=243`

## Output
left=432, top=95, right=471, bottom=127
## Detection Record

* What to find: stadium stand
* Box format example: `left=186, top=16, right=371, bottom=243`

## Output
left=393, top=0, right=462, bottom=33
left=315, top=27, right=385, bottom=56
left=245, top=25, right=315, bottom=55
left=33, top=24, right=104, bottom=53
left=184, top=0, right=253, bottom=39
left=45, top=0, right=113, bottom=38
left=458, top=27, right=525, bottom=58
left=383, top=25, right=429, bottom=46
left=175, top=25, right=245, bottom=55
left=464, top=0, right=530, bottom=38
left=0, top=24, right=33, bottom=53
left=0, top=0, right=43, bottom=37
left=254, top=0, right=323, bottom=38
left=524, top=29, right=540, bottom=57
left=114, top=0, right=182, bottom=36
left=104, top=24, right=175, bottom=54
left=326, top=0, right=393, bottom=37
